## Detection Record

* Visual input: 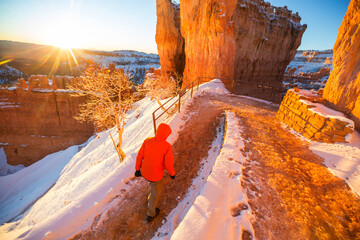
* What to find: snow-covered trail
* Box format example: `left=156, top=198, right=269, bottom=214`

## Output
left=71, top=92, right=360, bottom=240
left=70, top=93, right=225, bottom=240
left=213, top=94, right=360, bottom=239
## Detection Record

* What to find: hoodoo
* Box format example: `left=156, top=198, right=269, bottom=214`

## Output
left=323, top=0, right=360, bottom=131
left=156, top=0, right=306, bottom=102
left=155, top=0, right=185, bottom=83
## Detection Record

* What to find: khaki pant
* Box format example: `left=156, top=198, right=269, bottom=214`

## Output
left=147, top=179, right=163, bottom=217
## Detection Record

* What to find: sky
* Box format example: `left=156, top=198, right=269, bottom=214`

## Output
left=0, top=0, right=351, bottom=53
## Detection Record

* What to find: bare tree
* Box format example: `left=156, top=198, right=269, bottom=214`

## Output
left=68, top=63, right=134, bottom=162
left=143, top=72, right=180, bottom=108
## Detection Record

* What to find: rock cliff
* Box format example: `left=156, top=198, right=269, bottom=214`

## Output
left=156, top=0, right=185, bottom=83
left=181, top=0, right=306, bottom=102
left=0, top=87, right=93, bottom=166
left=155, top=0, right=306, bottom=102
left=323, top=0, right=360, bottom=131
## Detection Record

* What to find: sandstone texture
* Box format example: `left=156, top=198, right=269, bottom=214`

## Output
left=172, top=0, right=306, bottom=102
left=277, top=89, right=354, bottom=143
left=323, top=0, right=360, bottom=131
left=0, top=87, right=93, bottom=166
left=156, top=0, right=185, bottom=83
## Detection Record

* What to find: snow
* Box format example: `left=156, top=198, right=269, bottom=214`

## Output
left=285, top=124, right=360, bottom=197
left=160, top=112, right=254, bottom=240
left=80, top=52, right=160, bottom=84
left=300, top=99, right=355, bottom=128
left=0, top=102, right=21, bottom=108
left=1, top=78, right=359, bottom=239
left=0, top=142, right=89, bottom=225
left=310, top=130, right=360, bottom=196
left=0, top=148, right=24, bottom=176
left=286, top=51, right=333, bottom=74
left=31, top=89, right=54, bottom=93
left=153, top=116, right=226, bottom=239
left=0, top=79, right=226, bottom=239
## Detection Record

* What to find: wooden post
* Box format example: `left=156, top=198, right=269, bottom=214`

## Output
left=191, top=82, right=193, bottom=97
left=153, top=112, right=157, bottom=135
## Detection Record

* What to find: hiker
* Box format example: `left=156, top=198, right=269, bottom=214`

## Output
left=134, top=123, right=176, bottom=222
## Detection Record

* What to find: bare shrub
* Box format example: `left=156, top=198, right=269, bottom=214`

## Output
left=68, top=63, right=135, bottom=162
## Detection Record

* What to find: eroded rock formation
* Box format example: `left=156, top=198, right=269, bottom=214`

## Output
left=283, top=50, right=333, bottom=91
left=323, top=0, right=360, bottom=131
left=182, top=0, right=306, bottom=102
left=156, top=0, right=185, bottom=83
left=0, top=88, right=93, bottom=166
left=155, top=0, right=306, bottom=102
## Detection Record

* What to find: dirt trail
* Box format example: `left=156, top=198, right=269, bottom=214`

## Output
left=72, top=93, right=360, bottom=240
left=213, top=94, right=360, bottom=240
left=71, top=93, right=224, bottom=240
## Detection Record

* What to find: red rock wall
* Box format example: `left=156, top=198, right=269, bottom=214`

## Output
left=179, top=0, right=306, bottom=102
left=323, top=0, right=360, bottom=131
left=156, top=0, right=185, bottom=83
left=0, top=89, right=93, bottom=166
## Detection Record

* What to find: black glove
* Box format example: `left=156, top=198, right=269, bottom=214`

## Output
left=170, top=175, right=175, bottom=179
left=135, top=170, right=141, bottom=177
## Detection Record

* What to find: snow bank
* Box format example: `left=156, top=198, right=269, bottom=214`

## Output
left=310, top=130, right=360, bottom=196
left=300, top=99, right=354, bottom=128
left=0, top=79, right=227, bottom=240
left=0, top=143, right=88, bottom=225
left=154, top=111, right=254, bottom=239
left=285, top=124, right=360, bottom=197
left=0, top=148, right=24, bottom=176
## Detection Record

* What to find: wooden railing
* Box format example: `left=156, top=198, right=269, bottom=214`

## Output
left=152, top=78, right=200, bottom=135
left=152, top=77, right=284, bottom=135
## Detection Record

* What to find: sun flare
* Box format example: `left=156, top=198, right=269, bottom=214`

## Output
left=44, top=18, right=81, bottom=49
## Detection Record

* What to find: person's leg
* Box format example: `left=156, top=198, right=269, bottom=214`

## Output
left=147, top=179, right=163, bottom=217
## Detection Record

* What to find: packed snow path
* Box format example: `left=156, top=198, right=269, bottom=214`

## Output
left=72, top=93, right=360, bottom=239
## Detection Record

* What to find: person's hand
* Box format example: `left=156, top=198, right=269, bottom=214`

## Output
left=135, top=170, right=141, bottom=177
left=170, top=175, right=175, bottom=179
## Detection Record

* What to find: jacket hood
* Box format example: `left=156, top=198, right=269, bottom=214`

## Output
left=155, top=123, right=172, bottom=141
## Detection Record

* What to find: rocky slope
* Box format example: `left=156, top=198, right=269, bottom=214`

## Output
left=0, top=64, right=26, bottom=87
left=156, top=0, right=307, bottom=102
left=155, top=0, right=185, bottom=83
left=284, top=50, right=333, bottom=90
left=79, top=50, right=160, bottom=84
left=323, top=0, right=360, bottom=131
left=0, top=87, right=93, bottom=166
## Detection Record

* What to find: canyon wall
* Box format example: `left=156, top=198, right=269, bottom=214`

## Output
left=156, top=0, right=185, bottom=83
left=179, top=0, right=307, bottom=102
left=0, top=88, right=93, bottom=166
left=323, top=0, right=360, bottom=131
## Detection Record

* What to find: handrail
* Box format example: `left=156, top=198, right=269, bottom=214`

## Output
left=152, top=76, right=284, bottom=135
left=152, top=78, right=200, bottom=135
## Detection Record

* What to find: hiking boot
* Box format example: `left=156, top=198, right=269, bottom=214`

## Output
left=146, top=208, right=160, bottom=223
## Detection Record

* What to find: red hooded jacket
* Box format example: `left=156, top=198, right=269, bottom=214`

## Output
left=135, top=123, right=175, bottom=182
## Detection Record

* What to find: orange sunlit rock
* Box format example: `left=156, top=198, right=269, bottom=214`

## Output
left=155, top=0, right=185, bottom=84
left=177, top=0, right=306, bottom=102
left=323, top=0, right=360, bottom=131
left=16, top=78, right=28, bottom=89
left=0, top=88, right=93, bottom=166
